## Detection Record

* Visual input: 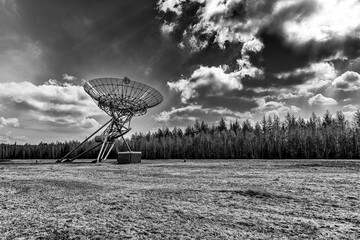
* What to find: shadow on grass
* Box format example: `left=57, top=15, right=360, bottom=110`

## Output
left=292, top=161, right=360, bottom=169
left=41, top=179, right=102, bottom=191
left=2, top=179, right=102, bottom=195
left=216, top=189, right=295, bottom=200
left=0, top=159, right=101, bottom=166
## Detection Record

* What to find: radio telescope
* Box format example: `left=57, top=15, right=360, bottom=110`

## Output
left=57, top=77, right=163, bottom=163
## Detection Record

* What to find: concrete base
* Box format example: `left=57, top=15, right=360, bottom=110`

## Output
left=117, top=152, right=141, bottom=164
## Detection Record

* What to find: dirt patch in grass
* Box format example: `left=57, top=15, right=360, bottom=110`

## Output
left=0, top=159, right=359, bottom=239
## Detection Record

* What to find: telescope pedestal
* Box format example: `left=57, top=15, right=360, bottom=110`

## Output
left=117, top=152, right=141, bottom=164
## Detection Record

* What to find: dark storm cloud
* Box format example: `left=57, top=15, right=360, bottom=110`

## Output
left=155, top=0, right=360, bottom=126
left=271, top=72, right=311, bottom=88
left=254, top=34, right=360, bottom=98
left=185, top=42, right=244, bottom=71
left=159, top=0, right=360, bottom=91
left=342, top=37, right=360, bottom=60
left=259, top=32, right=315, bottom=73
left=242, top=71, right=315, bottom=88
left=257, top=1, right=360, bottom=85
left=257, top=1, right=349, bottom=75
left=260, top=32, right=360, bottom=74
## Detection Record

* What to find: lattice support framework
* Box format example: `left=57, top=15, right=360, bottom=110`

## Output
left=56, top=77, right=163, bottom=163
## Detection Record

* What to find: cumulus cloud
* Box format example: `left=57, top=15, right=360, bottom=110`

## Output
left=154, top=105, right=203, bottom=122
left=62, top=73, right=77, bottom=81
left=241, top=38, right=264, bottom=56
left=0, top=131, right=27, bottom=144
left=0, top=81, right=102, bottom=128
left=254, top=99, right=301, bottom=117
left=332, top=71, right=360, bottom=91
left=274, top=62, right=337, bottom=91
left=342, top=104, right=359, bottom=120
left=280, top=0, right=360, bottom=44
left=158, top=0, right=360, bottom=73
left=308, top=94, right=338, bottom=106
left=276, top=62, right=337, bottom=100
left=154, top=100, right=303, bottom=127
left=247, top=62, right=336, bottom=101
left=158, top=0, right=271, bottom=50
left=296, top=62, right=337, bottom=90
left=0, top=117, right=20, bottom=128
left=159, top=0, right=360, bottom=49
left=343, top=104, right=358, bottom=112
left=154, top=104, right=254, bottom=126
left=168, top=45, right=263, bottom=104
left=160, top=21, right=176, bottom=35
left=156, top=0, right=360, bottom=127
left=168, top=65, right=242, bottom=103
left=79, top=117, right=101, bottom=129
left=277, top=89, right=313, bottom=100
left=157, top=0, right=360, bottom=113
left=157, top=0, right=184, bottom=15
left=37, top=115, right=100, bottom=129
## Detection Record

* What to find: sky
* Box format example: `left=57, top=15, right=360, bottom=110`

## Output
left=1, top=0, right=360, bottom=144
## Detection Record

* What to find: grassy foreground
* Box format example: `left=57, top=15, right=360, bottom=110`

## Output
left=0, top=159, right=359, bottom=240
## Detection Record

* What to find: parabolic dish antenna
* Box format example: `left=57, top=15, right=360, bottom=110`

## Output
left=57, top=77, right=163, bottom=163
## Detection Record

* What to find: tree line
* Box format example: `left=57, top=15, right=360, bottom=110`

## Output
left=2, top=110, right=360, bottom=160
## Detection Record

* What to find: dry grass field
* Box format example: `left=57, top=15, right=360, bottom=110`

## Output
left=0, top=159, right=359, bottom=240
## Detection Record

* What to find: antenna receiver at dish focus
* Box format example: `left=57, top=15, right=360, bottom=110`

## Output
left=57, top=77, right=163, bottom=163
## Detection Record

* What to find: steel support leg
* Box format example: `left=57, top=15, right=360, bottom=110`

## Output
left=96, top=136, right=108, bottom=163
left=122, top=135, right=132, bottom=152
left=102, top=142, right=115, bottom=162
left=65, top=143, right=102, bottom=162
left=56, top=119, right=111, bottom=163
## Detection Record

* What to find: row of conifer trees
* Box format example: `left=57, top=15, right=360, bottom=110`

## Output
left=2, top=110, right=360, bottom=160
